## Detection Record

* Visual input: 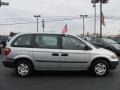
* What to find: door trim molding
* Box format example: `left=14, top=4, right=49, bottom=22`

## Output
left=36, top=60, right=88, bottom=63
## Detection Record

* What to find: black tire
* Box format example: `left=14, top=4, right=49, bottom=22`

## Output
left=90, top=60, right=109, bottom=77
left=15, top=60, right=34, bottom=77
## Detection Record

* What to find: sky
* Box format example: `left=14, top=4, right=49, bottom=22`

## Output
left=0, top=0, right=120, bottom=36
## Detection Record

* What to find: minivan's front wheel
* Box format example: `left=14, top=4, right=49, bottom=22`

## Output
left=15, top=60, right=33, bottom=77
left=90, top=60, right=109, bottom=77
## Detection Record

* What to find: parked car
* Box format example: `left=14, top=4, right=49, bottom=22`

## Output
left=3, top=33, right=119, bottom=77
left=113, top=38, right=120, bottom=44
left=90, top=38, right=120, bottom=55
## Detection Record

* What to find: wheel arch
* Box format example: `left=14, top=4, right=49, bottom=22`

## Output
left=89, top=57, right=111, bottom=69
left=14, top=57, right=34, bottom=69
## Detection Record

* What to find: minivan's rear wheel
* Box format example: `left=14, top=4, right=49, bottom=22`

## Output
left=90, top=60, right=109, bottom=77
left=15, top=60, right=33, bottom=77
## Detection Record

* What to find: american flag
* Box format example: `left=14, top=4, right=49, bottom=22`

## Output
left=101, top=11, right=105, bottom=26
left=62, top=24, right=68, bottom=34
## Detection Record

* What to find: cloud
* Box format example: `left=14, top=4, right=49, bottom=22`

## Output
left=0, top=0, right=119, bottom=35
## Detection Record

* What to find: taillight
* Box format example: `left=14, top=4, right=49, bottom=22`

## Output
left=4, top=48, right=11, bottom=56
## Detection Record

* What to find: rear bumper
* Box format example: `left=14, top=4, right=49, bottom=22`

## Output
left=3, top=61, right=15, bottom=68
left=109, top=61, right=119, bottom=70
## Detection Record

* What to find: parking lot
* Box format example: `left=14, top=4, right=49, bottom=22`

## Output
left=0, top=54, right=120, bottom=90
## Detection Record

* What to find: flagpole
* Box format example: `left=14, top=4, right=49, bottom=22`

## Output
left=93, top=3, right=96, bottom=37
left=100, top=0, right=102, bottom=38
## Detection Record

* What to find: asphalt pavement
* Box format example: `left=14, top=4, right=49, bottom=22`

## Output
left=0, top=55, right=120, bottom=90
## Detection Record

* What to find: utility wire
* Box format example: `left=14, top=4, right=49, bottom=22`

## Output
left=0, top=15, right=120, bottom=26
left=0, top=17, right=94, bottom=26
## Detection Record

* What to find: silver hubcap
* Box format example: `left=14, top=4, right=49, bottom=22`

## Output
left=95, top=63, right=106, bottom=76
left=18, top=64, right=29, bottom=76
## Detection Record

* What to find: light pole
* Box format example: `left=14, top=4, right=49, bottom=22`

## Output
left=34, top=15, right=41, bottom=32
left=0, top=0, right=9, bottom=7
left=42, top=19, right=45, bottom=32
left=80, top=15, right=88, bottom=37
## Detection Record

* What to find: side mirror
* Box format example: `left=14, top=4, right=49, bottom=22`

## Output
left=85, top=45, right=92, bottom=50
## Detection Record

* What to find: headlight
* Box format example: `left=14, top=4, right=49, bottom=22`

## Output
left=111, top=54, right=117, bottom=59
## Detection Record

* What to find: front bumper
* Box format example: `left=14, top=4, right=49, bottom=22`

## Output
left=109, top=61, right=119, bottom=70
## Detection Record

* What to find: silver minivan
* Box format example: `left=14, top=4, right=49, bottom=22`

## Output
left=3, top=33, right=119, bottom=77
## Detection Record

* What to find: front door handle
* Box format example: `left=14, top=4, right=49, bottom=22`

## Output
left=61, top=53, right=68, bottom=56
left=52, top=53, right=59, bottom=56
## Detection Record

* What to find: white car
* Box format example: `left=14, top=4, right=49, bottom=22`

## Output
left=3, top=33, right=119, bottom=77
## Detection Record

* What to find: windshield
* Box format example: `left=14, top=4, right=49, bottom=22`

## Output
left=103, top=38, right=118, bottom=44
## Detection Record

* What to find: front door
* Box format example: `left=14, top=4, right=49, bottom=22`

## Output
left=60, top=35, right=90, bottom=70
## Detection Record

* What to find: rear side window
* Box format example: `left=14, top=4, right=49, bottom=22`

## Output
left=35, top=34, right=58, bottom=49
left=11, top=34, right=32, bottom=47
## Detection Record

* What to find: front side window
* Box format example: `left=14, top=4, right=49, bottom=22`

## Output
left=35, top=35, right=58, bottom=49
left=62, top=35, right=86, bottom=50
left=11, top=34, right=32, bottom=47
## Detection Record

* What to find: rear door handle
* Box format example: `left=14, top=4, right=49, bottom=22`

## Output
left=61, top=53, right=68, bottom=56
left=52, top=53, right=59, bottom=56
